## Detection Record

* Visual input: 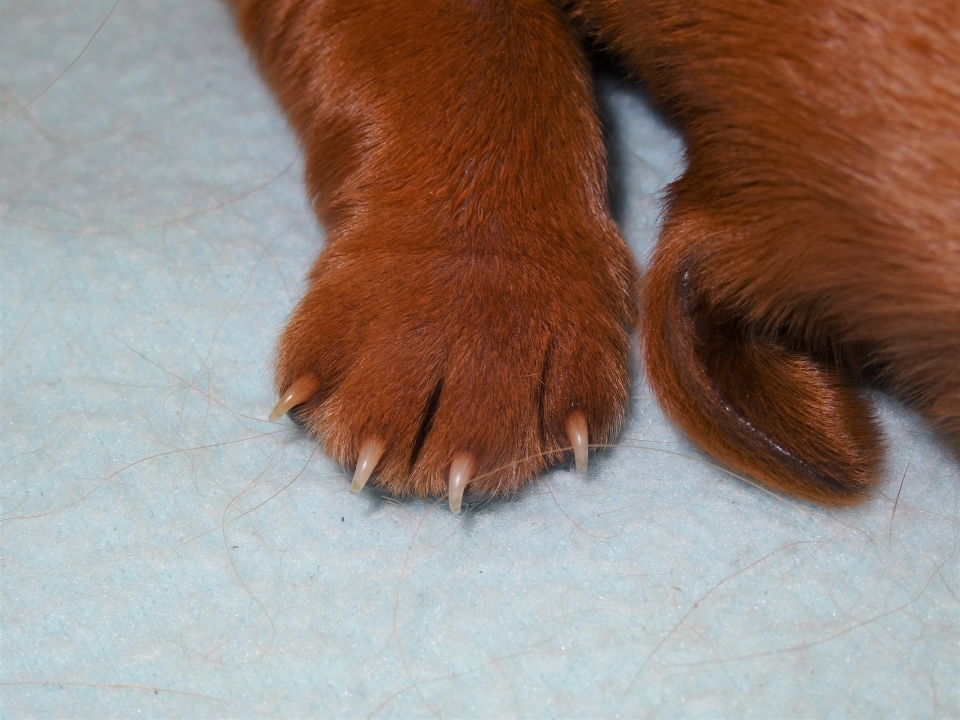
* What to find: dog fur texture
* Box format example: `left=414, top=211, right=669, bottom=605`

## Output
left=230, top=0, right=960, bottom=505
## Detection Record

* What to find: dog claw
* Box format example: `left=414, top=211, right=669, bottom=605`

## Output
left=269, top=373, right=321, bottom=422
left=448, top=452, right=475, bottom=514
left=350, top=438, right=384, bottom=494
left=565, top=410, right=588, bottom=474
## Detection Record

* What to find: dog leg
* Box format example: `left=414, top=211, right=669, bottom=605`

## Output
left=231, top=0, right=637, bottom=506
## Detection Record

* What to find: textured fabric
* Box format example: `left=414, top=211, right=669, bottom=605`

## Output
left=2, top=1, right=957, bottom=716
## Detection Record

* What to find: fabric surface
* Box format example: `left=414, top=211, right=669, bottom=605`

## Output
left=2, top=1, right=957, bottom=717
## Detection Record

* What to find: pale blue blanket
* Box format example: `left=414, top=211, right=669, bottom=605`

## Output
left=2, top=1, right=957, bottom=717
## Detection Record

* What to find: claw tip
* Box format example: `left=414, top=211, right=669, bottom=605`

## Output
left=448, top=452, right=475, bottom=514
left=565, top=410, right=589, bottom=474
left=269, top=373, right=320, bottom=422
left=350, top=438, right=384, bottom=494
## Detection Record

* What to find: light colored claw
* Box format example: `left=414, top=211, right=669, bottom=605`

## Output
left=448, top=452, right=475, bottom=514
left=565, top=410, right=588, bottom=474
left=269, top=373, right=321, bottom=422
left=350, top=438, right=384, bottom=494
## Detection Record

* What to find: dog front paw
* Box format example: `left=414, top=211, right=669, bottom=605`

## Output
left=270, top=219, right=636, bottom=511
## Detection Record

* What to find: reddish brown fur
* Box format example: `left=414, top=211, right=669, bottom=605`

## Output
left=231, top=0, right=636, bottom=499
left=574, top=0, right=960, bottom=503
left=230, top=0, right=959, bottom=505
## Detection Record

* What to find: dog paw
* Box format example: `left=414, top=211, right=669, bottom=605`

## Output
left=270, top=218, right=636, bottom=511
left=640, top=195, right=885, bottom=505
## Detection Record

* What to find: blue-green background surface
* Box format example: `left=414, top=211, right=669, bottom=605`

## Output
left=2, top=1, right=957, bottom=717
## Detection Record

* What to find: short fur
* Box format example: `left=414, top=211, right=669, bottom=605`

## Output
left=230, top=0, right=959, bottom=504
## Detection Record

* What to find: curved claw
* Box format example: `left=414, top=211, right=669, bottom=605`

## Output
left=269, top=373, right=321, bottom=422
left=350, top=438, right=384, bottom=494
left=565, top=410, right=588, bottom=474
left=448, top=452, right=475, bottom=514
